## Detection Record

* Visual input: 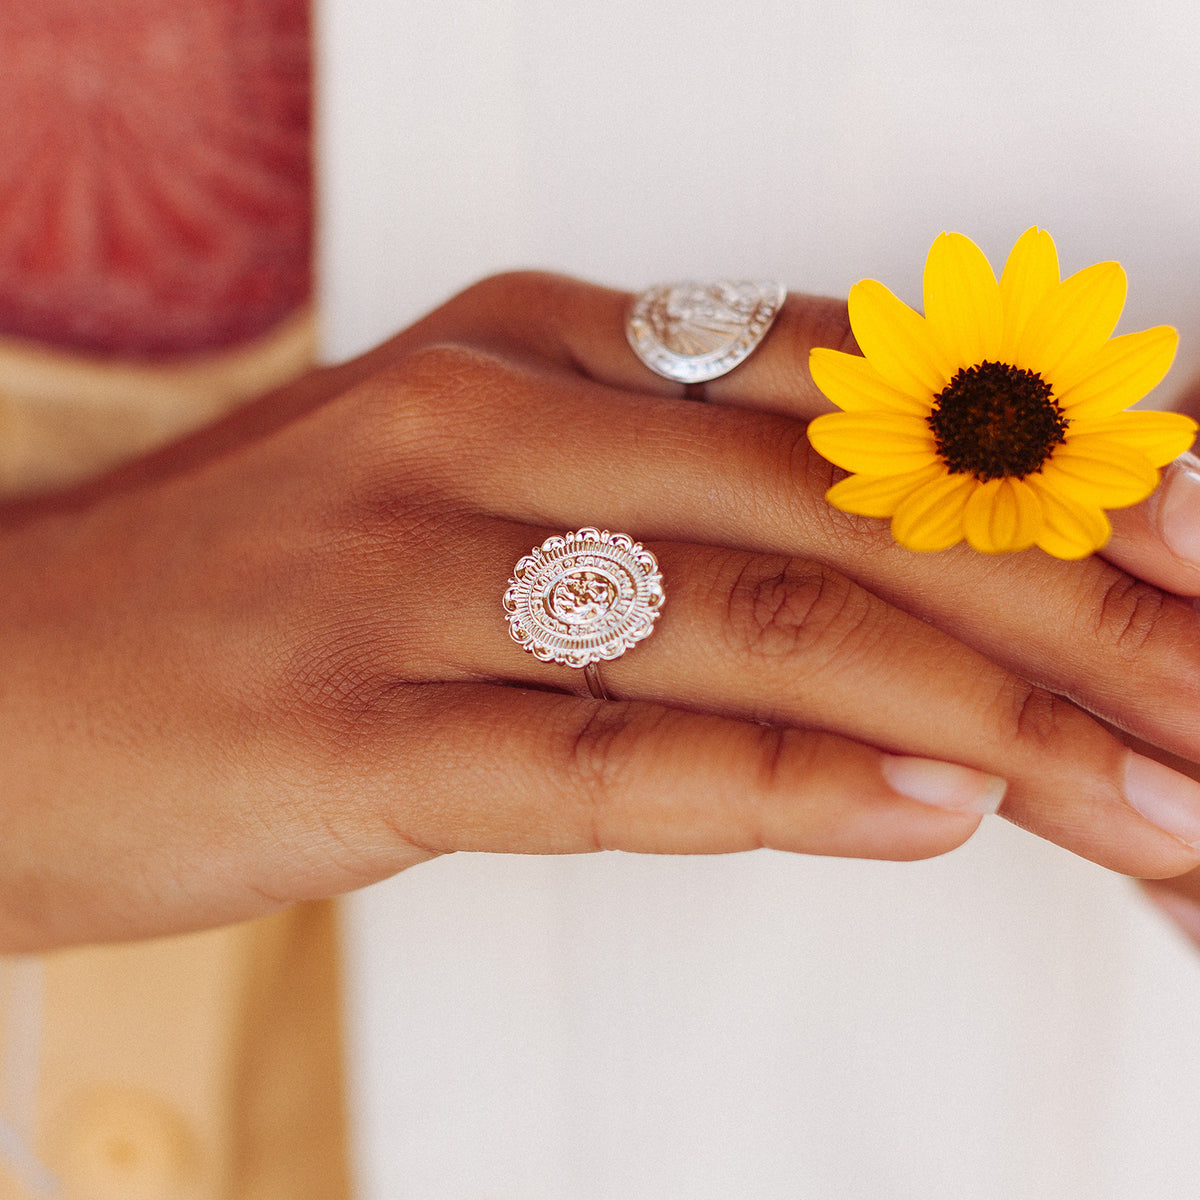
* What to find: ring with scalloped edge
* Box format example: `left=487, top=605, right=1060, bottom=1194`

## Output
left=625, top=280, right=786, bottom=393
left=503, top=528, right=664, bottom=700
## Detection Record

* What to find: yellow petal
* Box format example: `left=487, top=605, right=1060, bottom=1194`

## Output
left=1055, top=325, right=1179, bottom=418
left=1015, top=260, right=1127, bottom=380
left=807, top=411, right=939, bottom=475
left=999, top=228, right=1060, bottom=361
left=1067, top=409, right=1197, bottom=468
left=825, top=462, right=947, bottom=518
left=961, top=477, right=1043, bottom=553
left=809, top=348, right=931, bottom=415
left=1034, top=526, right=1106, bottom=560
left=1026, top=475, right=1112, bottom=558
left=848, top=279, right=954, bottom=399
left=1038, top=433, right=1160, bottom=508
left=891, top=472, right=976, bottom=551
left=922, top=232, right=1003, bottom=368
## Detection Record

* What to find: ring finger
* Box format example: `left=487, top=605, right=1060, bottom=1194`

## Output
left=378, top=507, right=1200, bottom=881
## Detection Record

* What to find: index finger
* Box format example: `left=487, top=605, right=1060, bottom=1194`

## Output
left=432, top=271, right=1200, bottom=601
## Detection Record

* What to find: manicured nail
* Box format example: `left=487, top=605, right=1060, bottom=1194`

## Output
left=1154, top=453, right=1200, bottom=567
left=880, top=755, right=1007, bottom=815
left=1123, top=751, right=1200, bottom=848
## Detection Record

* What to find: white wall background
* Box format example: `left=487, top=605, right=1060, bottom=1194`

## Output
left=316, top=2, right=1200, bottom=1197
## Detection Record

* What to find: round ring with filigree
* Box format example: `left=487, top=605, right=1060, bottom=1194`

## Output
left=503, top=529, right=664, bottom=694
left=625, top=280, right=786, bottom=386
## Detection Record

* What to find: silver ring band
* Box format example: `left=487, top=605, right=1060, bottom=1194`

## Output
left=626, top=280, right=786, bottom=388
left=583, top=663, right=609, bottom=701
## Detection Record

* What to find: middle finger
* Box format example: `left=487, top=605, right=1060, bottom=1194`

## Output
left=408, top=513, right=1200, bottom=879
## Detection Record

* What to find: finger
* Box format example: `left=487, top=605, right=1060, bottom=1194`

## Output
left=326, top=683, right=994, bottom=865
left=421, top=274, right=1200, bottom=606
left=1099, top=452, right=1200, bottom=595
left=1098, top=363, right=1200, bottom=595
left=1133, top=724, right=1200, bottom=949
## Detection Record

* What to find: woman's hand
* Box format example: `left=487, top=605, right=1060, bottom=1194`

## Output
left=5, top=271, right=1200, bottom=951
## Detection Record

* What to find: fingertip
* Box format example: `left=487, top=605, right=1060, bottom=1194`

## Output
left=1150, top=453, right=1200, bottom=579
left=1123, top=749, right=1200, bottom=850
left=751, top=739, right=988, bottom=864
left=1105, top=453, right=1200, bottom=595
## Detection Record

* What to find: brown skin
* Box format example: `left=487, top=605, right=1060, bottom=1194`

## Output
left=4, top=271, right=1200, bottom=952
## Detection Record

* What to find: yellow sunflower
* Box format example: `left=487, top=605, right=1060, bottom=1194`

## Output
left=806, top=228, right=1198, bottom=557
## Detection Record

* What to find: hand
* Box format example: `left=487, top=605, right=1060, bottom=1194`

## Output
left=5, top=271, right=1200, bottom=951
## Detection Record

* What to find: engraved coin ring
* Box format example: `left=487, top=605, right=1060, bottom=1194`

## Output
left=503, top=528, right=665, bottom=700
left=625, top=279, right=786, bottom=398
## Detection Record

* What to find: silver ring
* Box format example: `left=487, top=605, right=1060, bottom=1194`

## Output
left=625, top=280, right=786, bottom=389
left=503, top=528, right=665, bottom=700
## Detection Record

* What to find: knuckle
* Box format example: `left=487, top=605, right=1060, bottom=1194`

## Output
left=564, top=703, right=655, bottom=850
left=721, top=555, right=880, bottom=671
left=567, top=703, right=633, bottom=794
left=446, top=271, right=583, bottom=355
left=781, top=419, right=835, bottom=495
left=1092, top=570, right=1168, bottom=655
left=1008, top=678, right=1072, bottom=749
left=797, top=294, right=858, bottom=358
left=751, top=723, right=816, bottom=799
left=347, top=341, right=521, bottom=486
left=370, top=341, right=498, bottom=430
left=777, top=423, right=896, bottom=553
left=729, top=724, right=815, bottom=854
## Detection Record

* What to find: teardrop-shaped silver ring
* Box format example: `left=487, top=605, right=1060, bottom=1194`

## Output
left=503, top=528, right=664, bottom=700
left=626, top=280, right=786, bottom=394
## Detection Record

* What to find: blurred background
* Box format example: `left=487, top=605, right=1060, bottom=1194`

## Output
left=319, top=2, right=1200, bottom=1197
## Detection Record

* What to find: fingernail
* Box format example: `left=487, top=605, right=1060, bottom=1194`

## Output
left=880, top=755, right=1007, bottom=815
left=1123, top=751, right=1200, bottom=848
left=1154, top=453, right=1200, bottom=566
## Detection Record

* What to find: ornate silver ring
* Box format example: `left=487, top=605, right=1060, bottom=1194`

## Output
left=625, top=279, right=786, bottom=395
left=503, top=528, right=665, bottom=700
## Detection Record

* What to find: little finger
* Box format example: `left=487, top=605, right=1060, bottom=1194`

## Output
left=327, top=683, right=997, bottom=865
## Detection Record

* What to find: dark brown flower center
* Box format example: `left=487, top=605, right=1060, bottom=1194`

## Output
left=927, top=361, right=1068, bottom=481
